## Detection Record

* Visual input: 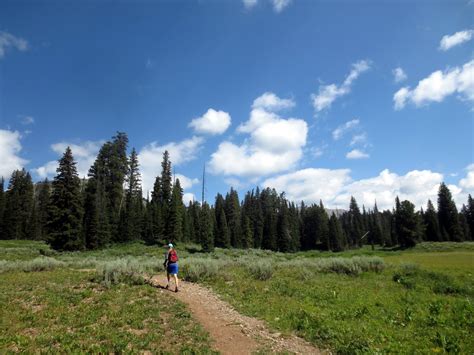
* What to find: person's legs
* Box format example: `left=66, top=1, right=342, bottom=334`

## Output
left=166, top=271, right=170, bottom=288
left=173, top=274, right=179, bottom=291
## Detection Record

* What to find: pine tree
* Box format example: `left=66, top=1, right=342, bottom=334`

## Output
left=149, top=176, right=164, bottom=244
left=214, top=193, right=230, bottom=248
left=261, top=188, right=278, bottom=251
left=397, top=200, right=422, bottom=248
left=200, top=202, right=214, bottom=252
left=437, top=183, right=462, bottom=241
left=119, top=148, right=143, bottom=241
left=161, top=151, right=173, bottom=237
left=36, top=180, right=51, bottom=241
left=225, top=188, right=241, bottom=248
left=346, top=196, right=365, bottom=247
left=242, top=214, right=253, bottom=249
left=47, top=147, right=84, bottom=250
left=370, top=202, right=384, bottom=246
left=0, top=177, right=5, bottom=238
left=317, top=201, right=330, bottom=251
left=459, top=207, right=470, bottom=242
left=464, top=195, right=474, bottom=241
left=3, top=169, right=34, bottom=239
left=424, top=200, right=441, bottom=241
left=328, top=213, right=346, bottom=251
left=169, top=178, right=184, bottom=243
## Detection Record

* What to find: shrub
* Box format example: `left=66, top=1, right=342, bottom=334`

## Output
left=246, top=260, right=274, bottom=281
left=95, top=258, right=148, bottom=287
left=180, top=258, right=223, bottom=282
left=0, top=257, right=65, bottom=273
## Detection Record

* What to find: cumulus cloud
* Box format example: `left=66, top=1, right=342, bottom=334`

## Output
left=243, top=0, right=292, bottom=12
left=174, top=174, right=199, bottom=190
left=346, top=149, right=369, bottom=159
left=139, top=136, right=204, bottom=196
left=439, top=29, right=473, bottom=51
left=243, top=0, right=258, bottom=9
left=188, top=108, right=231, bottom=135
left=393, top=60, right=474, bottom=109
left=332, top=119, right=360, bottom=140
left=459, top=164, right=474, bottom=194
left=393, top=67, right=407, bottom=83
left=311, top=60, right=371, bottom=113
left=350, top=133, right=368, bottom=146
left=0, top=31, right=28, bottom=59
left=183, top=192, right=196, bottom=205
left=35, top=141, right=103, bottom=179
left=20, top=116, right=35, bottom=125
left=0, top=130, right=28, bottom=179
left=262, top=168, right=467, bottom=210
left=209, top=93, right=308, bottom=178
left=252, top=92, right=295, bottom=111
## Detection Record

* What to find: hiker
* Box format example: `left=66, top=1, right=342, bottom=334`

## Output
left=164, top=243, right=179, bottom=292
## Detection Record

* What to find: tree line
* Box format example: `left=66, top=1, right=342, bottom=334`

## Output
left=0, top=132, right=473, bottom=251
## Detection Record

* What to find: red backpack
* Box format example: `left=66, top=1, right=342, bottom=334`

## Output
left=168, top=249, right=178, bottom=263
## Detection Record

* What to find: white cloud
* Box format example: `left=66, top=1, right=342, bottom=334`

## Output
left=210, top=94, right=308, bottom=178
left=242, top=0, right=292, bottom=12
left=346, top=149, right=369, bottom=159
left=439, top=29, right=473, bottom=51
left=174, top=174, right=199, bottom=190
left=332, top=119, right=360, bottom=140
left=139, top=136, right=204, bottom=196
left=459, top=164, right=474, bottom=193
left=252, top=92, right=295, bottom=111
left=243, top=0, right=258, bottom=9
left=350, top=133, right=367, bottom=146
left=35, top=140, right=103, bottom=179
left=0, top=130, right=28, bottom=179
left=393, top=67, right=407, bottom=83
left=20, top=116, right=35, bottom=125
left=263, top=168, right=458, bottom=210
left=183, top=192, right=196, bottom=205
left=188, top=108, right=231, bottom=135
left=393, top=59, right=474, bottom=109
left=0, top=31, right=28, bottom=59
left=311, top=60, right=371, bottom=113
left=271, top=0, right=293, bottom=13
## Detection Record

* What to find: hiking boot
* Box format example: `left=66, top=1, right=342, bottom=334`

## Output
left=175, top=287, right=179, bottom=293
left=165, top=284, right=169, bottom=290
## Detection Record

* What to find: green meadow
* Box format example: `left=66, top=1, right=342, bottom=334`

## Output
left=1, top=240, right=473, bottom=353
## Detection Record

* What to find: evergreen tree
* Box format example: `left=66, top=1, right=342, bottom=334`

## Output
left=424, top=200, right=441, bottom=241
left=252, top=188, right=264, bottom=248
left=328, top=213, right=346, bottom=251
left=318, top=201, right=330, bottom=251
left=225, top=188, right=241, bottom=248
left=346, top=196, right=365, bottom=247
left=370, top=202, right=384, bottom=246
left=149, top=176, right=164, bottom=244
left=36, top=180, right=51, bottom=241
left=437, top=183, right=462, bottom=241
left=47, top=147, right=84, bottom=250
left=119, top=148, right=143, bottom=241
left=214, top=193, right=230, bottom=248
left=464, top=195, right=474, bottom=241
left=242, top=214, right=253, bottom=249
left=3, top=169, right=34, bottom=239
left=0, top=177, right=5, bottom=237
left=277, top=197, right=292, bottom=252
left=459, top=207, right=470, bottom=242
left=200, top=202, right=214, bottom=252
left=169, top=178, right=184, bottom=242
left=261, top=188, right=278, bottom=251
left=161, top=150, right=173, bottom=237
left=397, top=200, right=422, bottom=248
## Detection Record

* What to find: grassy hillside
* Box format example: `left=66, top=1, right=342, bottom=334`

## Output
left=1, top=240, right=473, bottom=353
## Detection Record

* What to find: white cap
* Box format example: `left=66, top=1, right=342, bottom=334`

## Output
left=168, top=243, right=173, bottom=248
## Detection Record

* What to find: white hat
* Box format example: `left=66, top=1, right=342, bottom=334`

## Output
left=168, top=243, right=173, bottom=248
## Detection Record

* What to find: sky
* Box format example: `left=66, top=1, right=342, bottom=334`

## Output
left=0, top=0, right=473, bottom=210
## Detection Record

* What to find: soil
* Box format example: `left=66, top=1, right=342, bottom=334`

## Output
left=147, top=275, right=323, bottom=355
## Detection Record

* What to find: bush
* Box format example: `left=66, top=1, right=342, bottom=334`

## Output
left=0, top=257, right=65, bottom=273
left=246, top=260, right=274, bottom=281
left=180, top=258, right=224, bottom=282
left=95, top=258, right=149, bottom=287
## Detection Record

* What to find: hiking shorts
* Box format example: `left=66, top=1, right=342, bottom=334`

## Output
left=167, top=262, right=178, bottom=275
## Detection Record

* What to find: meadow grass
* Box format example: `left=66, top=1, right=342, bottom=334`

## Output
left=1, top=239, right=473, bottom=353
left=0, top=268, right=216, bottom=353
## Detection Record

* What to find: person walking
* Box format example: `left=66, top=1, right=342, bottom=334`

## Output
left=164, top=243, right=179, bottom=292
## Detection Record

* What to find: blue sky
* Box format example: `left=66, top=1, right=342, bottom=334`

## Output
left=0, top=0, right=473, bottom=210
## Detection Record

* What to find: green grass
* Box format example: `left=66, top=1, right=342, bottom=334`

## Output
left=1, top=239, right=473, bottom=353
left=0, top=268, right=216, bottom=353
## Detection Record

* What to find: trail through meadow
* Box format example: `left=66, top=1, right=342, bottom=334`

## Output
left=148, top=274, right=322, bottom=355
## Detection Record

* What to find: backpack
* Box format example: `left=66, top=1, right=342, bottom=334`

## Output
left=168, top=249, right=178, bottom=263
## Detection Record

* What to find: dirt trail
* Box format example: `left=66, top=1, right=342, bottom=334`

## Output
left=148, top=275, right=322, bottom=355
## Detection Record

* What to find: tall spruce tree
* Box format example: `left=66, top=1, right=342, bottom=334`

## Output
left=214, top=193, right=230, bottom=248
left=424, top=200, right=441, bottom=241
left=3, top=169, right=34, bottom=239
left=225, top=188, right=241, bottom=248
left=119, top=148, right=143, bottom=241
left=396, top=200, right=422, bottom=248
left=464, top=195, right=474, bottom=241
left=36, top=180, right=51, bottom=241
left=200, top=202, right=214, bottom=252
left=169, top=178, right=184, bottom=242
left=328, top=213, right=346, bottom=251
left=346, top=196, right=365, bottom=247
left=437, top=183, right=462, bottom=241
left=277, top=197, right=292, bottom=252
left=47, top=147, right=84, bottom=250
left=161, top=151, right=173, bottom=237
left=261, top=188, right=278, bottom=251
left=0, top=177, right=5, bottom=238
